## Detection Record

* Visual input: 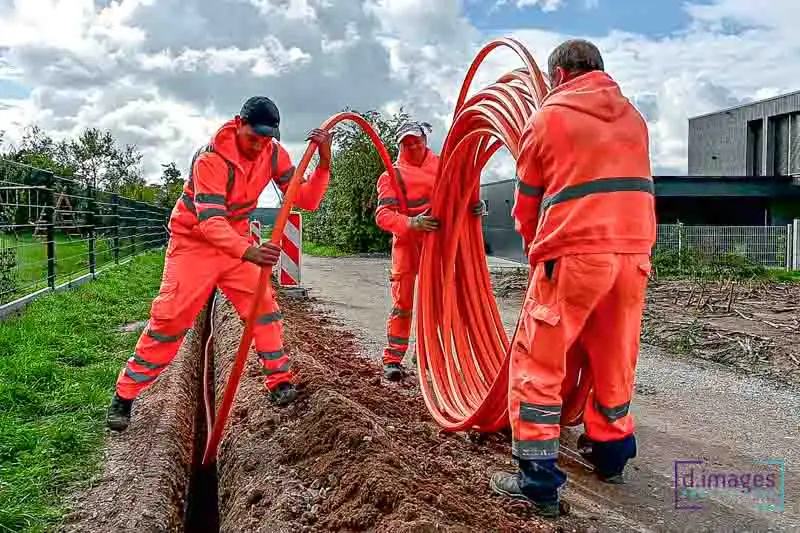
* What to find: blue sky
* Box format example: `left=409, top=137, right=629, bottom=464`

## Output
left=467, top=0, right=707, bottom=38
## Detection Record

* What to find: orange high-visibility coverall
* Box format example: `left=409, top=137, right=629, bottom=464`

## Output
left=115, top=119, right=329, bottom=400
left=510, top=70, right=656, bottom=468
left=375, top=147, right=439, bottom=365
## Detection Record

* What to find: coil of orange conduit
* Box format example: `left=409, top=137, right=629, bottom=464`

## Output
left=201, top=112, right=400, bottom=465
left=416, top=37, right=593, bottom=434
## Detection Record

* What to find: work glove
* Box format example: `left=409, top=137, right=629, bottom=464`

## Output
left=471, top=200, right=487, bottom=217
left=409, top=209, right=440, bottom=232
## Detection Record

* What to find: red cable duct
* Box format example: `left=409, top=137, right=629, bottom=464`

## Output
left=201, top=112, right=401, bottom=465
left=415, top=37, right=593, bottom=433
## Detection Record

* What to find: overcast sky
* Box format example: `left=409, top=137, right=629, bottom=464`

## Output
left=1, top=0, right=799, bottom=207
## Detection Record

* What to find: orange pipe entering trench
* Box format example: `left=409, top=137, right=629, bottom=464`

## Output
left=201, top=112, right=402, bottom=465
left=416, top=37, right=593, bottom=433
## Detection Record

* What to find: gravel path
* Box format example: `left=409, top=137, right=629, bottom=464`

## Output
left=302, top=254, right=799, bottom=532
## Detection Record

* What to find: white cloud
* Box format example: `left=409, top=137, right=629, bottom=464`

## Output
left=0, top=0, right=798, bottom=207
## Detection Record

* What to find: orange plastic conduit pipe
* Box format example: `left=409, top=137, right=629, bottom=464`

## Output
left=416, top=37, right=593, bottom=433
left=201, top=112, right=400, bottom=465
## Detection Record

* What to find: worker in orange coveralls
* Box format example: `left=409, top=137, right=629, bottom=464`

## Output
left=105, top=96, right=333, bottom=431
left=375, top=120, right=486, bottom=381
left=489, top=40, right=656, bottom=518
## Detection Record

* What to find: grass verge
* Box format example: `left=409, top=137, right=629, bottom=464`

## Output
left=0, top=250, right=165, bottom=533
left=259, top=226, right=346, bottom=257
left=302, top=241, right=347, bottom=257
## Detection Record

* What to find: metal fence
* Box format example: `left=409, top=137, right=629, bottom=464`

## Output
left=654, top=223, right=793, bottom=268
left=0, top=158, right=170, bottom=315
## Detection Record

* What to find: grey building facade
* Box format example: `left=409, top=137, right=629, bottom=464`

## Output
left=689, top=90, right=800, bottom=176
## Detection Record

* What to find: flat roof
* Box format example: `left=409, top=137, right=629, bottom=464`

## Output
left=689, top=88, right=800, bottom=120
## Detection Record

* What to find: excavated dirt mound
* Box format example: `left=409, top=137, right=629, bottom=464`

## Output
left=59, top=310, right=208, bottom=533
left=211, top=292, right=597, bottom=533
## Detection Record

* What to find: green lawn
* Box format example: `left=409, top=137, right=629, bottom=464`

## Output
left=0, top=232, right=154, bottom=305
left=301, top=241, right=347, bottom=257
left=0, top=251, right=165, bottom=533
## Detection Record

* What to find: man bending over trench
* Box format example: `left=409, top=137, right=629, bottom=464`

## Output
left=106, top=96, right=333, bottom=431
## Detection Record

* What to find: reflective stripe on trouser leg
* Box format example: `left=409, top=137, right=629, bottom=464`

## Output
left=115, top=242, right=218, bottom=400
left=509, top=254, right=616, bottom=460
left=579, top=253, right=649, bottom=443
left=217, top=260, right=293, bottom=392
left=254, top=305, right=292, bottom=391
left=383, top=272, right=415, bottom=365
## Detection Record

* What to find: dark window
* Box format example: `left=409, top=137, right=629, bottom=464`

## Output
left=747, top=119, right=763, bottom=176
left=768, top=113, right=791, bottom=175
left=791, top=113, right=800, bottom=175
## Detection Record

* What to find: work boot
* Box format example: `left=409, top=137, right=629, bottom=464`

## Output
left=489, top=472, right=569, bottom=519
left=269, top=382, right=298, bottom=406
left=106, top=393, right=134, bottom=432
left=383, top=362, right=404, bottom=382
left=577, top=433, right=632, bottom=484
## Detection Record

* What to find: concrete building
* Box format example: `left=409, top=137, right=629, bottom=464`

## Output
left=481, top=90, right=800, bottom=263
left=689, top=90, right=800, bottom=177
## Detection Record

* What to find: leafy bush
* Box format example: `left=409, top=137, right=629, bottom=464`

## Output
left=652, top=247, right=768, bottom=280
left=304, top=108, right=412, bottom=254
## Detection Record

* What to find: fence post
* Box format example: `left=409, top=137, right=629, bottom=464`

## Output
left=677, top=222, right=683, bottom=272
left=787, top=224, right=793, bottom=270
left=88, top=186, right=96, bottom=277
left=112, top=194, right=120, bottom=264
left=793, top=219, right=800, bottom=271
left=43, top=171, right=56, bottom=290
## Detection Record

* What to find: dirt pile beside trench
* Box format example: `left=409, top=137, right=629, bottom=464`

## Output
left=59, top=309, right=208, bottom=533
left=211, top=292, right=593, bottom=533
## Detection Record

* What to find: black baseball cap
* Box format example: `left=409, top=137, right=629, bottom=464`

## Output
left=240, top=96, right=280, bottom=140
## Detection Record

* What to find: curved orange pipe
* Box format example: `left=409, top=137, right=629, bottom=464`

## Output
left=202, top=112, right=399, bottom=465
left=416, top=37, right=592, bottom=433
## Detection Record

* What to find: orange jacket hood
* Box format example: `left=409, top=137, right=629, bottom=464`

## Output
left=542, top=71, right=630, bottom=123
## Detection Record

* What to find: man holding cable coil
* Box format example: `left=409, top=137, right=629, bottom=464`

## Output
left=374, top=120, right=487, bottom=381
left=489, top=39, right=656, bottom=518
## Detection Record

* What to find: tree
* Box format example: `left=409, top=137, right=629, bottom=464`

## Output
left=304, top=108, right=412, bottom=253
left=10, top=125, right=75, bottom=177
left=155, top=162, right=184, bottom=209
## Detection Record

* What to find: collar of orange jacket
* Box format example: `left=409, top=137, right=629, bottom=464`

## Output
left=208, top=118, right=274, bottom=173
left=542, top=70, right=630, bottom=122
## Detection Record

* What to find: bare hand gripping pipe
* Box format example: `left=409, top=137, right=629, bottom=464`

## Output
left=415, top=37, right=593, bottom=433
left=201, top=112, right=401, bottom=465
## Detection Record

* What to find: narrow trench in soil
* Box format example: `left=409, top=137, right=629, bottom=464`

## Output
left=184, top=300, right=220, bottom=533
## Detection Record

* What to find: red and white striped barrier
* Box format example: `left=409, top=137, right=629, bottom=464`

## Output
left=279, top=211, right=302, bottom=287
left=249, top=219, right=262, bottom=246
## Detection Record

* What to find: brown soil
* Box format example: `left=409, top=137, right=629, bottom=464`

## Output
left=211, top=292, right=598, bottom=533
left=491, top=270, right=800, bottom=387
left=59, top=309, right=208, bottom=533
left=642, top=279, right=800, bottom=387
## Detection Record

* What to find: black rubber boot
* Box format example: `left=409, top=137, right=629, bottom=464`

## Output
left=489, top=472, right=569, bottom=519
left=383, top=362, right=404, bottom=382
left=577, top=433, right=635, bottom=484
left=106, top=394, right=134, bottom=432
left=269, top=382, right=298, bottom=406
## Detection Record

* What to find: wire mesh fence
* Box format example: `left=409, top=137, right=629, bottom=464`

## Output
left=654, top=223, right=793, bottom=269
left=0, top=158, right=170, bottom=310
